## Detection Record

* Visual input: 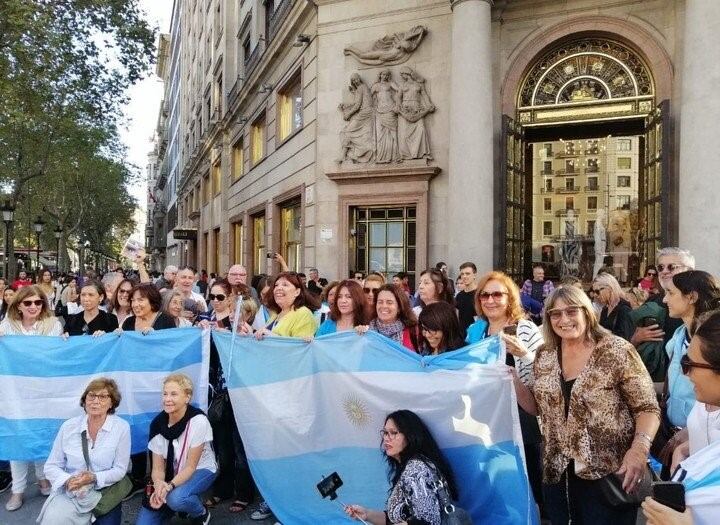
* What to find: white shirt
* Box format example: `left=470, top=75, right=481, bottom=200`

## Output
left=0, top=317, right=63, bottom=336
left=687, top=402, right=720, bottom=455
left=188, top=291, right=208, bottom=312
left=148, top=414, right=216, bottom=474
left=44, top=414, right=131, bottom=492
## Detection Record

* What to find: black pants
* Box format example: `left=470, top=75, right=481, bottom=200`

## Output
left=130, top=452, right=147, bottom=482
left=544, top=469, right=638, bottom=525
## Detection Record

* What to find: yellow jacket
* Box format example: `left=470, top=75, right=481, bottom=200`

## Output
left=268, top=306, right=318, bottom=338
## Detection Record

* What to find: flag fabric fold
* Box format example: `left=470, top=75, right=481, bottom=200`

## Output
left=0, top=327, right=209, bottom=461
left=674, top=439, right=720, bottom=525
left=214, top=330, right=536, bottom=525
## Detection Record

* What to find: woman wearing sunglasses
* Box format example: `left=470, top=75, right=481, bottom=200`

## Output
left=1, top=285, right=63, bottom=511
left=316, top=280, right=369, bottom=336
left=467, top=271, right=544, bottom=512
left=109, top=278, right=135, bottom=327
left=642, top=310, right=720, bottom=525
left=514, top=285, right=659, bottom=525
left=638, top=266, right=658, bottom=292
left=655, top=271, right=720, bottom=474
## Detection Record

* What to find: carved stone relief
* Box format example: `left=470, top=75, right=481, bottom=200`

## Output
left=344, top=26, right=427, bottom=67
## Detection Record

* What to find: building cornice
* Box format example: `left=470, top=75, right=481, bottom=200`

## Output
left=450, top=0, right=493, bottom=11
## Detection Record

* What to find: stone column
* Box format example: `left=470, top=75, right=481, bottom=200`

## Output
left=678, top=0, right=720, bottom=273
left=448, top=0, right=494, bottom=272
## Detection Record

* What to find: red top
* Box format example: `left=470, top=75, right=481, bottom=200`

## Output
left=12, top=278, right=32, bottom=289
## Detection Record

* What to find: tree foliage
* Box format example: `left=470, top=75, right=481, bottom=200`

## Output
left=0, top=0, right=155, bottom=274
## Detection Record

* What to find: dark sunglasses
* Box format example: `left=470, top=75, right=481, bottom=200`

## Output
left=363, top=288, right=379, bottom=295
left=680, top=354, right=720, bottom=375
left=478, top=291, right=508, bottom=301
left=646, top=271, right=657, bottom=276
left=208, top=293, right=227, bottom=301
left=657, top=263, right=685, bottom=273
left=21, top=299, right=44, bottom=307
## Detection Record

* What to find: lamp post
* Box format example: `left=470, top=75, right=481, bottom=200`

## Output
left=33, top=217, right=45, bottom=272
left=54, top=226, right=62, bottom=273
left=1, top=201, right=15, bottom=279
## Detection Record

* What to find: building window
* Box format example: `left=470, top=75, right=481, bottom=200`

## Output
left=352, top=206, right=416, bottom=281
left=242, top=36, right=251, bottom=66
left=618, top=138, right=632, bottom=151
left=278, top=73, right=303, bottom=141
left=565, top=159, right=575, bottom=173
left=202, top=175, right=210, bottom=205
left=193, top=185, right=200, bottom=211
left=280, top=199, right=302, bottom=272
left=543, top=221, right=552, bottom=236
left=542, top=161, right=552, bottom=175
left=543, top=143, right=553, bottom=157
left=565, top=178, right=575, bottom=190
left=233, top=222, right=244, bottom=266
left=543, top=198, right=552, bottom=212
left=213, top=228, right=221, bottom=275
left=264, top=0, right=275, bottom=41
left=617, top=175, right=631, bottom=187
left=587, top=177, right=598, bottom=191
left=565, top=197, right=574, bottom=210
left=545, top=179, right=553, bottom=191
left=587, top=196, right=598, bottom=210
left=252, top=214, right=266, bottom=275
left=617, top=195, right=631, bottom=209
left=587, top=220, right=596, bottom=235
left=251, top=112, right=265, bottom=165
left=212, top=162, right=222, bottom=196
left=232, top=138, right=244, bottom=180
left=587, top=158, right=599, bottom=173
left=215, top=74, right=223, bottom=117
left=617, top=157, right=632, bottom=169
left=565, top=141, right=575, bottom=155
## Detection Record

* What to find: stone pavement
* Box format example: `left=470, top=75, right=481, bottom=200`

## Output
left=0, top=481, right=276, bottom=524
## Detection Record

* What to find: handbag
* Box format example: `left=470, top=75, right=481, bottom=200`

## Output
left=207, top=390, right=229, bottom=426
left=80, top=430, right=133, bottom=516
left=419, top=460, right=473, bottom=525
left=595, top=463, right=656, bottom=509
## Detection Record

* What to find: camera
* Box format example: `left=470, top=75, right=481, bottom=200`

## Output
left=266, top=252, right=275, bottom=259
left=317, top=472, right=343, bottom=500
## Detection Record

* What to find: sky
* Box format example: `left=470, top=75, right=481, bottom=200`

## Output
left=119, top=0, right=172, bottom=240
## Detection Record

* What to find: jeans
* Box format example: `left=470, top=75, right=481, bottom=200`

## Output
left=94, top=503, right=123, bottom=525
left=544, top=468, right=638, bottom=525
left=10, top=460, right=45, bottom=494
left=135, top=469, right=217, bottom=524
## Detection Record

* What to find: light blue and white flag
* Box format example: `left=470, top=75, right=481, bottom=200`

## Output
left=214, top=330, right=536, bottom=524
left=0, top=327, right=209, bottom=461
left=673, top=439, right=720, bottom=525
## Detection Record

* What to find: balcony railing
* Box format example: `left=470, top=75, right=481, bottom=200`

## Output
left=540, top=169, right=553, bottom=175
left=555, top=208, right=580, bottom=217
left=556, top=186, right=580, bottom=194
left=586, top=166, right=600, bottom=173
left=584, top=185, right=600, bottom=192
left=555, top=169, right=578, bottom=176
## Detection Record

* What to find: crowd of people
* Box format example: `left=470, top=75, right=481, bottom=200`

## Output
left=0, top=246, right=719, bottom=524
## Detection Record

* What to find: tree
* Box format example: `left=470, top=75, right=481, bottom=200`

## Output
left=0, top=0, right=155, bottom=278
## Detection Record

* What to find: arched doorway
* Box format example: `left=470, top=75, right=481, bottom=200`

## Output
left=501, top=35, right=670, bottom=286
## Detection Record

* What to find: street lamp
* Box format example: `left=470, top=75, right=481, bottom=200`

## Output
left=33, top=216, right=45, bottom=272
left=1, top=200, right=15, bottom=279
left=54, top=226, right=62, bottom=273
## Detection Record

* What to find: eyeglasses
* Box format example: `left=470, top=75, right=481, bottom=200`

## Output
left=380, top=429, right=401, bottom=440
left=680, top=354, right=720, bottom=375
left=86, top=393, right=111, bottom=401
left=363, top=288, right=379, bottom=295
left=208, top=293, right=227, bottom=301
left=117, top=288, right=132, bottom=295
left=21, top=300, right=44, bottom=307
left=478, top=291, right=508, bottom=301
left=591, top=287, right=606, bottom=294
left=657, top=263, right=686, bottom=273
left=548, top=306, right=582, bottom=320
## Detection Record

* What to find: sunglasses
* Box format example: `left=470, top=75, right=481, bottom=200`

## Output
left=591, top=286, right=606, bottom=294
left=646, top=271, right=657, bottom=276
left=657, top=263, right=685, bottom=273
left=548, top=306, right=582, bottom=320
left=363, top=288, right=379, bottom=295
left=478, top=291, right=508, bottom=301
left=208, top=293, right=227, bottom=301
left=21, top=299, right=44, bottom=307
left=680, top=354, right=720, bottom=375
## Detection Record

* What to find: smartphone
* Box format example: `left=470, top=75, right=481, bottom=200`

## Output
left=652, top=481, right=685, bottom=512
left=266, top=252, right=274, bottom=259
left=317, top=472, right=343, bottom=500
left=640, top=316, right=659, bottom=327
left=502, top=324, right=518, bottom=336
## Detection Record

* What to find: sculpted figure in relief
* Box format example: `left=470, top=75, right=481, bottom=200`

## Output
left=338, top=73, right=375, bottom=163
left=371, top=69, right=400, bottom=164
left=344, top=26, right=427, bottom=66
left=397, top=66, right=434, bottom=160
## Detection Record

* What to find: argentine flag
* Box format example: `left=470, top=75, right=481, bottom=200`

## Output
left=0, top=327, right=209, bottom=460
left=674, top=439, right=720, bottom=525
left=214, top=330, right=536, bottom=524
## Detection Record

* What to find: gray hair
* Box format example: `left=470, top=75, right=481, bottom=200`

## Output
left=657, top=247, right=695, bottom=270
left=164, top=265, right=179, bottom=274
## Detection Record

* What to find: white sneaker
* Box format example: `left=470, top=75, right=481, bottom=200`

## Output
left=5, top=493, right=23, bottom=511
left=250, top=501, right=272, bottom=520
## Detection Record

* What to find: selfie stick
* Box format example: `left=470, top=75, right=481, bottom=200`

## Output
left=337, top=501, right=369, bottom=525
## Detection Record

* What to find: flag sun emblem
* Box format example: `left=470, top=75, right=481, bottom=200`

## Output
left=343, top=395, right=371, bottom=427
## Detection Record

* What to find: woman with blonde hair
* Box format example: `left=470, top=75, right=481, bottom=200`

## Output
left=514, top=285, right=659, bottom=524
left=2, top=285, right=63, bottom=511
left=593, top=272, right=635, bottom=342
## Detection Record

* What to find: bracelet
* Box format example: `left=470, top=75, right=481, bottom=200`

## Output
left=635, top=431, right=653, bottom=446
left=169, top=481, right=176, bottom=490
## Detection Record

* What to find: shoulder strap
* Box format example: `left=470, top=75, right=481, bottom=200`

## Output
left=175, top=419, right=192, bottom=474
left=80, top=430, right=92, bottom=471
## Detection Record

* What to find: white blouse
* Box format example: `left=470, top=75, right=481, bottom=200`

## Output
left=44, top=414, right=131, bottom=492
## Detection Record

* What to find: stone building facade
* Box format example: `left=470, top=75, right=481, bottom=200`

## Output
left=147, top=0, right=720, bottom=284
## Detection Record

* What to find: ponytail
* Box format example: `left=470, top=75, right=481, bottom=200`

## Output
left=694, top=310, right=720, bottom=371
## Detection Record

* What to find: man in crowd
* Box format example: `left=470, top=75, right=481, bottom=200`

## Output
left=520, top=264, right=554, bottom=321
left=227, top=264, right=259, bottom=301
left=155, top=264, right=178, bottom=292
left=455, top=262, right=478, bottom=332
left=175, top=266, right=208, bottom=318
left=352, top=271, right=364, bottom=284
left=306, top=268, right=328, bottom=296
left=392, top=272, right=412, bottom=302
left=12, top=270, right=32, bottom=289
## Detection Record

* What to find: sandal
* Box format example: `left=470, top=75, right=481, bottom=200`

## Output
left=229, top=500, right=250, bottom=513
left=204, top=496, right=222, bottom=508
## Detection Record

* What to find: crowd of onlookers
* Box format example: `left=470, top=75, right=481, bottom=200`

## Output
left=1, top=246, right=719, bottom=525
